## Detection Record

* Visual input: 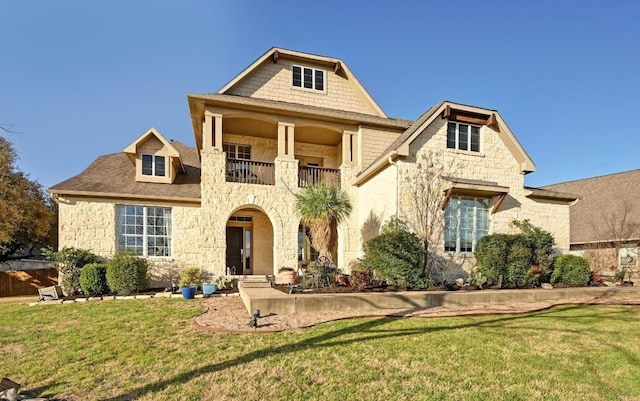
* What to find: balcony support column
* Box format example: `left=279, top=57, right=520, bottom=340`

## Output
left=204, top=112, right=223, bottom=152
left=341, top=130, right=358, bottom=167
left=278, top=122, right=295, bottom=159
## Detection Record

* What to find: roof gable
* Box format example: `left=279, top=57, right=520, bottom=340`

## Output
left=123, top=127, right=181, bottom=163
left=355, top=101, right=536, bottom=185
left=218, top=47, right=387, bottom=118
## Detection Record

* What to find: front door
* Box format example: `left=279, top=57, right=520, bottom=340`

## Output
left=226, top=226, right=243, bottom=275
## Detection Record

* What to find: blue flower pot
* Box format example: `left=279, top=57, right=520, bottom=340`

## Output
left=202, top=284, right=218, bottom=296
left=181, top=286, right=197, bottom=300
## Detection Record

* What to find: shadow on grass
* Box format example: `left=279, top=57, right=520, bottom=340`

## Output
left=99, top=302, right=639, bottom=401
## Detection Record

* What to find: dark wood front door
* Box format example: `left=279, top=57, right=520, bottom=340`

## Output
left=226, top=226, right=243, bottom=275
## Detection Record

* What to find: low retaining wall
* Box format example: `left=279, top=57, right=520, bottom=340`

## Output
left=238, top=284, right=639, bottom=316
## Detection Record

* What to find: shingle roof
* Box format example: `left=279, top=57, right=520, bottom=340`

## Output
left=543, top=169, right=640, bottom=244
left=48, top=141, right=201, bottom=201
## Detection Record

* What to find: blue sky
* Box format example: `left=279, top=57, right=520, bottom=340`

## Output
left=1, top=0, right=639, bottom=189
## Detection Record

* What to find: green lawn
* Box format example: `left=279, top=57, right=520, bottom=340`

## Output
left=1, top=298, right=638, bottom=401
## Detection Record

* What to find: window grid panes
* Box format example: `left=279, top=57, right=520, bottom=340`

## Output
left=117, top=205, right=172, bottom=257
left=223, top=143, right=251, bottom=160
left=141, top=154, right=166, bottom=177
left=444, top=196, right=490, bottom=253
left=292, top=65, right=324, bottom=91
left=446, top=122, right=481, bottom=153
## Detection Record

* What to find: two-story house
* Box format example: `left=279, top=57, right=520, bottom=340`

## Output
left=49, top=47, right=577, bottom=286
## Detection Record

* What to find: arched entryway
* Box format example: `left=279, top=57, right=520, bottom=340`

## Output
left=226, top=207, right=274, bottom=275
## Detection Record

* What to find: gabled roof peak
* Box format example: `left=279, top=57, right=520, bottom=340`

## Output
left=217, top=47, right=387, bottom=118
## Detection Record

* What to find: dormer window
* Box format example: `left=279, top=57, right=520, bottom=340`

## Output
left=447, top=122, right=480, bottom=152
left=292, top=65, right=324, bottom=91
left=142, top=154, right=166, bottom=177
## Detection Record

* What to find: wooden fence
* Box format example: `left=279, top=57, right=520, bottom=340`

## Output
left=0, top=268, right=58, bottom=297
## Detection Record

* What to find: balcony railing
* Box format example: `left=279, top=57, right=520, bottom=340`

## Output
left=298, top=166, right=341, bottom=187
left=226, top=159, right=275, bottom=185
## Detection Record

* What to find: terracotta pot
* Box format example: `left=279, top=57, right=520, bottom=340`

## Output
left=279, top=271, right=298, bottom=285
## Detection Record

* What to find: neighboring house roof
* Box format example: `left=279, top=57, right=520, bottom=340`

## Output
left=48, top=141, right=201, bottom=203
left=218, top=47, right=387, bottom=118
left=543, top=169, right=640, bottom=244
left=354, top=101, right=536, bottom=185
left=187, top=93, right=412, bottom=154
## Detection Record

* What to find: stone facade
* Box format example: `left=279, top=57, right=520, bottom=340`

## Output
left=51, top=48, right=575, bottom=286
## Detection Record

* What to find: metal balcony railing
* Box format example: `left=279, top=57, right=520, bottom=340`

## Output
left=226, top=159, right=275, bottom=185
left=298, top=166, right=341, bottom=187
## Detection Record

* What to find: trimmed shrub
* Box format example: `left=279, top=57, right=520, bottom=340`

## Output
left=179, top=266, right=202, bottom=288
left=360, top=217, right=429, bottom=289
left=106, top=251, right=149, bottom=295
left=506, top=235, right=533, bottom=288
left=475, top=234, right=510, bottom=285
left=551, top=254, right=591, bottom=286
left=476, top=221, right=556, bottom=288
left=42, top=247, right=97, bottom=295
left=80, top=263, right=109, bottom=296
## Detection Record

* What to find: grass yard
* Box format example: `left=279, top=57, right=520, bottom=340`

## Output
left=1, top=298, right=639, bottom=401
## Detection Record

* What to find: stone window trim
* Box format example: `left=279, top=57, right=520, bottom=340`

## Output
left=116, top=205, right=172, bottom=258
left=141, top=154, right=166, bottom=177
left=292, top=65, right=326, bottom=93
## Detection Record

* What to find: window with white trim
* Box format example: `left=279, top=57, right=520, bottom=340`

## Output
left=444, top=196, right=490, bottom=253
left=141, top=154, right=166, bottom=177
left=223, top=143, right=251, bottom=160
left=447, top=122, right=480, bottom=152
left=292, top=65, right=324, bottom=91
left=117, top=205, right=172, bottom=257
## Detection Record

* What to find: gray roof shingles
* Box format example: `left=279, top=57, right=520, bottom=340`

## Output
left=544, top=169, right=640, bottom=244
left=49, top=141, right=201, bottom=200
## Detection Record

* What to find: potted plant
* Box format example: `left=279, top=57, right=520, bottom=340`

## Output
left=278, top=267, right=298, bottom=285
left=179, top=266, right=202, bottom=300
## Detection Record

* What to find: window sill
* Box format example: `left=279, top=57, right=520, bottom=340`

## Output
left=292, top=85, right=327, bottom=95
left=446, top=149, right=485, bottom=158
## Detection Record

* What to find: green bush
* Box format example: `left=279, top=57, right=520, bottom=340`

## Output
left=475, top=234, right=510, bottom=284
left=360, top=217, right=429, bottom=289
left=80, top=263, right=109, bottom=296
left=106, top=251, right=149, bottom=295
left=476, top=220, right=556, bottom=288
left=551, top=254, right=591, bottom=286
left=42, top=247, right=97, bottom=295
left=506, top=235, right=533, bottom=288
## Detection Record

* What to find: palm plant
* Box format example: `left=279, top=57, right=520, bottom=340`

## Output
left=295, top=182, right=352, bottom=263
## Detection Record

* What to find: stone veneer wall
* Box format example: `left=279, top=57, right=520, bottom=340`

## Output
left=353, top=115, right=571, bottom=275
left=226, top=58, right=381, bottom=116
left=57, top=198, right=203, bottom=287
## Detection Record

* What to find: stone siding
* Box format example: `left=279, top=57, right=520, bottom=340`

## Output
left=355, top=115, right=571, bottom=275
left=226, top=59, right=381, bottom=116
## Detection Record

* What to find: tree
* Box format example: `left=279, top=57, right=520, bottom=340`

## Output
left=403, top=150, right=459, bottom=282
left=295, top=182, right=352, bottom=263
left=0, top=135, right=57, bottom=263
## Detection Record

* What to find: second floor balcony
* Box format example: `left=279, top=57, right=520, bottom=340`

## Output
left=226, top=159, right=275, bottom=185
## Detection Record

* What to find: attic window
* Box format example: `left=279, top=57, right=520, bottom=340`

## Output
left=292, top=65, right=324, bottom=91
left=142, top=154, right=166, bottom=177
left=447, top=122, right=480, bottom=152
